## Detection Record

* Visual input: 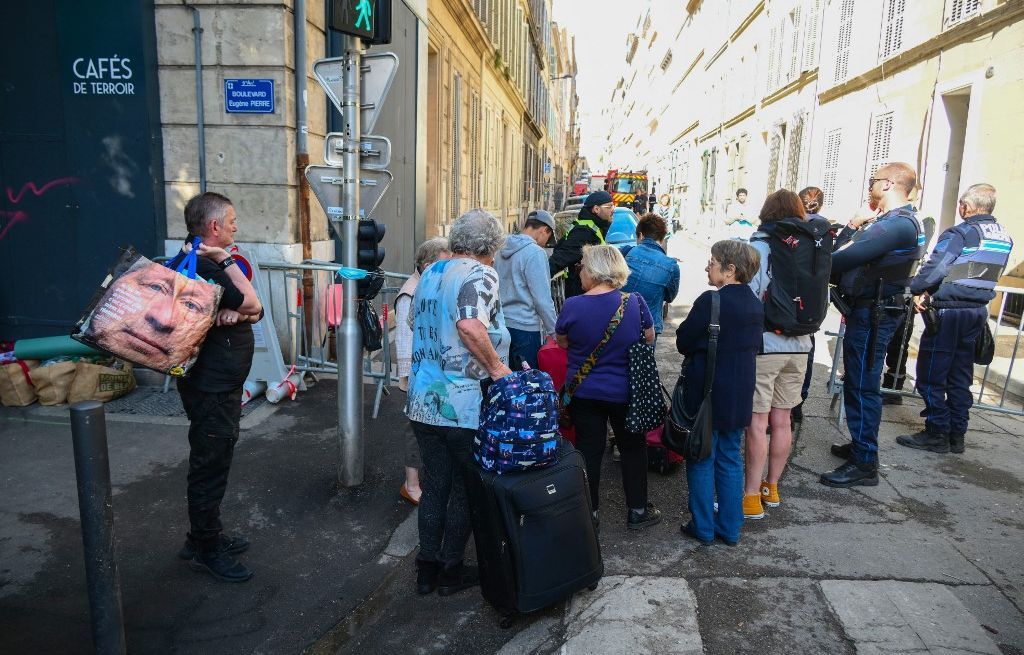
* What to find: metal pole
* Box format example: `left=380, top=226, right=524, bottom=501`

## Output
left=337, top=35, right=364, bottom=487
left=70, top=401, right=126, bottom=655
left=190, top=5, right=207, bottom=193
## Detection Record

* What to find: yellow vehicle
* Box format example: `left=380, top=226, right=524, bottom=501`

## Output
left=605, top=169, right=648, bottom=208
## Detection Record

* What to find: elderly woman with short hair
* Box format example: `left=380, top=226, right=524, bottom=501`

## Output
left=555, top=244, right=662, bottom=531
left=406, top=209, right=511, bottom=597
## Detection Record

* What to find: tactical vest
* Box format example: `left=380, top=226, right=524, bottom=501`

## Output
left=937, top=220, right=1012, bottom=301
left=840, top=206, right=926, bottom=297
left=574, top=219, right=606, bottom=244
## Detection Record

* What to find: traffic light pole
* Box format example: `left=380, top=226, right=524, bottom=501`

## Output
left=338, top=34, right=364, bottom=487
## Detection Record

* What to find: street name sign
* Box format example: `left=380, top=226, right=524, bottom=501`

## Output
left=224, top=79, right=275, bottom=113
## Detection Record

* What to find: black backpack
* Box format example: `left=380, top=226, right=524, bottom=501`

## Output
left=753, top=217, right=833, bottom=336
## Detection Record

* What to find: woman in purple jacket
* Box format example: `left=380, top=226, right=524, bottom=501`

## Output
left=675, top=240, right=763, bottom=545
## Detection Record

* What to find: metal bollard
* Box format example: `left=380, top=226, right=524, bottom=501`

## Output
left=70, top=401, right=127, bottom=655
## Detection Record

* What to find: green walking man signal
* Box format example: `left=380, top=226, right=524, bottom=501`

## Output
left=329, top=0, right=391, bottom=43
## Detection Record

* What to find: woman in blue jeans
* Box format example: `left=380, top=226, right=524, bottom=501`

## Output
left=675, top=240, right=763, bottom=545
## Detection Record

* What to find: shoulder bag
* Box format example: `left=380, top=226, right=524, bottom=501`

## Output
left=662, top=291, right=719, bottom=461
left=559, top=293, right=628, bottom=428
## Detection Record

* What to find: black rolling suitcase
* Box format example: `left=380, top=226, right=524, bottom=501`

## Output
left=465, top=442, right=603, bottom=624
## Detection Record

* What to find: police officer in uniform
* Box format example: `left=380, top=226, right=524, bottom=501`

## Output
left=897, top=183, right=1012, bottom=454
left=549, top=190, right=614, bottom=299
left=822, top=162, right=926, bottom=488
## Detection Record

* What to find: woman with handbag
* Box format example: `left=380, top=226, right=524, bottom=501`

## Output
left=675, top=240, right=763, bottom=545
left=555, top=245, right=662, bottom=531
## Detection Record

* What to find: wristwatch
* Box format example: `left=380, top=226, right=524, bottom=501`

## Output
left=218, top=256, right=237, bottom=270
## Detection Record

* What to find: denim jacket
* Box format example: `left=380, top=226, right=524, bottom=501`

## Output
left=623, top=238, right=680, bottom=333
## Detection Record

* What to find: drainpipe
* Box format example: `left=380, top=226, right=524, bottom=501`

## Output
left=186, top=3, right=207, bottom=193
left=294, top=0, right=314, bottom=339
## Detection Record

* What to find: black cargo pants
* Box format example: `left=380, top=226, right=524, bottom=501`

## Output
left=177, top=381, right=243, bottom=552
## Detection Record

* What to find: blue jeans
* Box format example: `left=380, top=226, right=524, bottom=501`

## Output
left=916, top=306, right=987, bottom=436
left=843, top=306, right=902, bottom=464
left=507, top=327, right=542, bottom=370
left=685, top=428, right=744, bottom=543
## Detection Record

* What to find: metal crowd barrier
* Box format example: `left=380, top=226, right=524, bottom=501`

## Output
left=825, top=285, right=1024, bottom=420
left=255, top=260, right=409, bottom=419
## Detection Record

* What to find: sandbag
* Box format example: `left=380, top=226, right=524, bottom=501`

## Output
left=67, top=360, right=136, bottom=404
left=0, top=360, right=38, bottom=407
left=31, top=360, right=78, bottom=406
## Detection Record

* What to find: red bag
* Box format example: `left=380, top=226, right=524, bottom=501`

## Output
left=646, top=424, right=684, bottom=474
left=537, top=337, right=575, bottom=445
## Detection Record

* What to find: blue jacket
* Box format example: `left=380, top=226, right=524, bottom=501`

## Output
left=675, top=284, right=764, bottom=431
left=911, top=215, right=1013, bottom=307
left=833, top=205, right=925, bottom=299
left=623, top=238, right=680, bottom=333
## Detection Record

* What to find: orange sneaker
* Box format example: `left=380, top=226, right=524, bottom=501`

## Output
left=742, top=494, right=765, bottom=520
left=761, top=481, right=780, bottom=507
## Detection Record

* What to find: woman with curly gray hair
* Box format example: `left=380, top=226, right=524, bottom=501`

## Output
left=406, top=208, right=511, bottom=597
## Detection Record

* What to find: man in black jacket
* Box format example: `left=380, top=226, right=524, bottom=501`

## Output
left=549, top=190, right=615, bottom=298
left=176, top=192, right=264, bottom=582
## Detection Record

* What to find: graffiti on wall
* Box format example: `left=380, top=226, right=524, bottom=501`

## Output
left=0, top=177, right=80, bottom=241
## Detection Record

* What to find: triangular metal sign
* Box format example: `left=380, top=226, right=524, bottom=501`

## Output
left=313, top=52, right=399, bottom=134
left=304, top=165, right=394, bottom=219
left=324, top=132, right=392, bottom=170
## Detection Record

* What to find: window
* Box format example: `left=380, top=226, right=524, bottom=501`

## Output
left=660, top=49, right=673, bottom=71
left=470, top=93, right=481, bottom=207
left=865, top=111, right=894, bottom=186
left=880, top=0, right=906, bottom=60
left=766, top=126, right=784, bottom=194
left=766, top=19, right=781, bottom=92
left=787, top=5, right=803, bottom=82
left=946, top=0, right=981, bottom=28
left=626, top=34, right=639, bottom=64
left=785, top=114, right=805, bottom=191
left=823, top=128, right=842, bottom=205
left=802, top=0, right=822, bottom=72
left=833, top=0, right=855, bottom=83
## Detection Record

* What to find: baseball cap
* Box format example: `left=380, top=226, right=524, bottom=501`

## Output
left=526, top=209, right=556, bottom=232
left=584, top=190, right=614, bottom=208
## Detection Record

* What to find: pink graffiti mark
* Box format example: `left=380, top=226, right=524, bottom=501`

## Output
left=0, top=177, right=80, bottom=241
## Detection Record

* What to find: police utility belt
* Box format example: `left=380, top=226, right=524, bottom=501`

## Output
left=829, top=287, right=912, bottom=317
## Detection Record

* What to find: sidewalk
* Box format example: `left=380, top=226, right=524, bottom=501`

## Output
left=0, top=378, right=419, bottom=654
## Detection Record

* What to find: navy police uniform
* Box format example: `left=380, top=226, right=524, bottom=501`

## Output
left=909, top=215, right=1012, bottom=444
left=831, top=205, right=926, bottom=465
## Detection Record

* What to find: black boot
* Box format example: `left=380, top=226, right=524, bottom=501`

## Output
left=830, top=442, right=852, bottom=459
left=188, top=548, right=253, bottom=583
left=437, top=563, right=479, bottom=596
left=178, top=533, right=250, bottom=560
left=949, top=433, right=965, bottom=454
left=416, top=559, right=442, bottom=595
left=896, top=430, right=950, bottom=453
left=820, top=461, right=879, bottom=488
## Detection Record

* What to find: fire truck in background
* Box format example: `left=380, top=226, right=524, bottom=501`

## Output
left=588, top=173, right=607, bottom=193
left=605, top=169, right=648, bottom=208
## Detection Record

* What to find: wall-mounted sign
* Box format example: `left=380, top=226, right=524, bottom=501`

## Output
left=224, top=79, right=275, bottom=114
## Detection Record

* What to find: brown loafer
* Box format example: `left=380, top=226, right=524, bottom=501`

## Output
left=400, top=483, right=420, bottom=506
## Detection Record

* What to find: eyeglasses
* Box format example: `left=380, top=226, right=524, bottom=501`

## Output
left=707, top=259, right=720, bottom=269
left=868, top=177, right=892, bottom=189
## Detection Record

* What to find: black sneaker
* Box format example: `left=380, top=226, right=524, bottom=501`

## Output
left=830, top=442, right=853, bottom=459
left=949, top=433, right=965, bottom=454
left=188, top=549, right=253, bottom=583
left=437, top=564, right=479, bottom=596
left=627, top=503, right=663, bottom=531
left=178, top=534, right=250, bottom=560
left=819, top=461, right=879, bottom=488
left=896, top=430, right=950, bottom=453
left=416, top=560, right=441, bottom=595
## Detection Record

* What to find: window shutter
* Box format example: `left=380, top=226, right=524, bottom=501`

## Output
left=880, top=0, right=906, bottom=60
left=708, top=148, right=718, bottom=205
left=785, top=114, right=805, bottom=191
left=767, top=22, right=780, bottom=93
left=865, top=111, right=894, bottom=187
left=945, top=0, right=980, bottom=28
left=766, top=128, right=783, bottom=194
left=470, top=92, right=481, bottom=207
left=788, top=5, right=802, bottom=82
left=823, top=128, right=842, bottom=205
left=451, top=74, right=462, bottom=221
left=834, top=0, right=855, bottom=83
left=802, top=0, right=822, bottom=72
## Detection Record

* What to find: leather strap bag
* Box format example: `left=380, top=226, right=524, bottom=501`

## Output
left=663, top=291, right=719, bottom=461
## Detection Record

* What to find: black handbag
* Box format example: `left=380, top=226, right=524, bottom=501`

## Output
left=358, top=299, right=383, bottom=352
left=663, top=291, right=719, bottom=461
left=975, top=320, right=995, bottom=365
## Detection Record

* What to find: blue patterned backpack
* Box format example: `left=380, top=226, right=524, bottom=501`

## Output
left=473, top=368, right=561, bottom=473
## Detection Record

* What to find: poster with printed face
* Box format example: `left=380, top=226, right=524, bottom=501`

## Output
left=74, top=250, right=223, bottom=376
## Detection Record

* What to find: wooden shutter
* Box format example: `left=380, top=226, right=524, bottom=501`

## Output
left=767, top=21, right=780, bottom=93
left=802, top=0, right=822, bottom=72
left=788, top=5, right=802, bottom=82
left=766, top=128, right=783, bottom=194
left=865, top=111, right=894, bottom=186
left=946, top=0, right=980, bottom=28
left=823, top=128, right=842, bottom=205
left=834, top=0, right=855, bottom=83
left=880, top=0, right=906, bottom=60
left=451, top=74, right=462, bottom=220
left=785, top=114, right=805, bottom=191
left=470, top=92, right=481, bottom=207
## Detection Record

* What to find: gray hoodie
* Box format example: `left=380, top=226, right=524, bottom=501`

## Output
left=494, top=234, right=557, bottom=334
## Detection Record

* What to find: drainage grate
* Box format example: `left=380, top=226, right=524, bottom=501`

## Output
left=103, top=387, right=268, bottom=418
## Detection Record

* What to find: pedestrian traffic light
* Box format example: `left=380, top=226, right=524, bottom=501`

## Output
left=329, top=0, right=391, bottom=43
left=357, top=218, right=386, bottom=270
